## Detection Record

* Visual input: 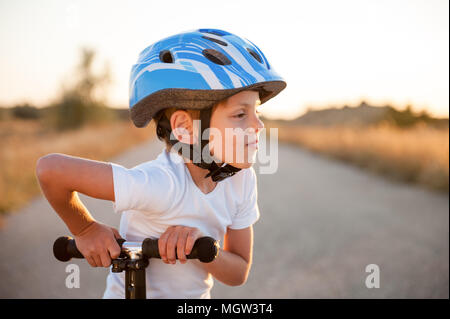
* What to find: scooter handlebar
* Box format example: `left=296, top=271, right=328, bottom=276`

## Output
left=53, top=236, right=219, bottom=263
left=141, top=237, right=219, bottom=263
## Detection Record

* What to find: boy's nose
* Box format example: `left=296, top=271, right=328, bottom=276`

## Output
left=252, top=114, right=264, bottom=134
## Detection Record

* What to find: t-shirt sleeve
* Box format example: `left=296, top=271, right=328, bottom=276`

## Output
left=229, top=167, right=261, bottom=229
left=110, top=162, right=176, bottom=214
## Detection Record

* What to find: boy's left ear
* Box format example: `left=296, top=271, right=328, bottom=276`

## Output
left=171, top=110, right=196, bottom=145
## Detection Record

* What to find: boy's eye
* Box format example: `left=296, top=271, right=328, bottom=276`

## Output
left=233, top=110, right=261, bottom=118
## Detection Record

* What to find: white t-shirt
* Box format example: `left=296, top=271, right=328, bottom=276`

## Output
left=102, top=147, right=260, bottom=299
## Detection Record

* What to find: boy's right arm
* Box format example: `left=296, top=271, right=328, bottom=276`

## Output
left=36, top=153, right=121, bottom=267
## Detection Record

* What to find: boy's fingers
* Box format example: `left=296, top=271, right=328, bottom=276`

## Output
left=158, top=227, right=173, bottom=263
left=99, top=250, right=111, bottom=268
left=108, top=241, right=121, bottom=259
left=85, top=256, right=96, bottom=267
left=91, top=254, right=102, bottom=267
left=166, top=231, right=179, bottom=264
left=176, top=228, right=190, bottom=264
left=185, top=228, right=200, bottom=256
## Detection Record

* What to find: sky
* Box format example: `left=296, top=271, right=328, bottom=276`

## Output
left=0, top=0, right=448, bottom=119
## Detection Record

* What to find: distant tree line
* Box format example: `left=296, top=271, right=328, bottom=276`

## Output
left=0, top=103, right=129, bottom=123
left=383, top=105, right=446, bottom=128
left=275, top=101, right=449, bottom=129
left=0, top=47, right=130, bottom=129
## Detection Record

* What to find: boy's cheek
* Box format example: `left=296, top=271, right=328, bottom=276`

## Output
left=209, top=128, right=258, bottom=166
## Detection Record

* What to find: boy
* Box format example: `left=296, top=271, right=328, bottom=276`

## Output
left=36, top=28, right=286, bottom=298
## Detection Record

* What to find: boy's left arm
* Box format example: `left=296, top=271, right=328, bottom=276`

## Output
left=197, top=226, right=254, bottom=286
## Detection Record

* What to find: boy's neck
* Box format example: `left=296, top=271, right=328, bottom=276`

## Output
left=185, top=161, right=218, bottom=195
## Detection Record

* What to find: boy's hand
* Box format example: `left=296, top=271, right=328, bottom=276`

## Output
left=74, top=221, right=123, bottom=268
left=158, top=225, right=204, bottom=265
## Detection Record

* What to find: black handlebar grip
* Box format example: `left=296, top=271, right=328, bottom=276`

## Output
left=53, top=236, right=126, bottom=262
left=53, top=236, right=219, bottom=263
left=142, top=236, right=220, bottom=263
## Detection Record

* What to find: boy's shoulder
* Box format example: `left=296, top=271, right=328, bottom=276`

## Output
left=126, top=148, right=185, bottom=186
left=132, top=149, right=181, bottom=170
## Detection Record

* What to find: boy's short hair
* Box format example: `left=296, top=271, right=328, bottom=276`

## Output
left=154, top=106, right=204, bottom=150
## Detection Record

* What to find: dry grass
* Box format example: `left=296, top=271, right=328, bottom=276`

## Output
left=265, top=121, right=449, bottom=192
left=0, top=119, right=156, bottom=219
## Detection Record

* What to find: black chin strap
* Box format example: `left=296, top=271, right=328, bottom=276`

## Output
left=157, top=107, right=241, bottom=182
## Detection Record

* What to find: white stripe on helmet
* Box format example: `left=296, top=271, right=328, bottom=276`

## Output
left=184, top=40, right=252, bottom=86
left=187, top=60, right=224, bottom=89
left=129, top=63, right=186, bottom=97
left=223, top=68, right=243, bottom=88
left=198, top=34, right=265, bottom=82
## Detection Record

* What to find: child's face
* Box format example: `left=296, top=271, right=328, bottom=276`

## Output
left=170, top=90, right=264, bottom=169
left=209, top=90, right=264, bottom=169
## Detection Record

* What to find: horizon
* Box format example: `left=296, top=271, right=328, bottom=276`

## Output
left=4, top=98, right=448, bottom=121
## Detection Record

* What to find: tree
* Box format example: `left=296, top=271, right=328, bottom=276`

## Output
left=52, top=47, right=115, bottom=130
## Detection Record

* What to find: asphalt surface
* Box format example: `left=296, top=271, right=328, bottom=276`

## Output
left=0, top=138, right=448, bottom=298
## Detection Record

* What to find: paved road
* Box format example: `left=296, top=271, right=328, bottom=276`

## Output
left=0, top=138, right=448, bottom=298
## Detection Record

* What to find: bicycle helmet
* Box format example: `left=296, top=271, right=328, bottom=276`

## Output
left=128, top=28, right=287, bottom=181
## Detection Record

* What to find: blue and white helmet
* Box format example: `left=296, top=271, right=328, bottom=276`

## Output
left=129, top=28, right=287, bottom=128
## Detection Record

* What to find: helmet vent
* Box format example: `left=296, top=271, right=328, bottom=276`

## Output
left=201, top=36, right=228, bottom=46
left=246, top=48, right=262, bottom=64
left=202, top=49, right=231, bottom=65
left=159, top=50, right=174, bottom=63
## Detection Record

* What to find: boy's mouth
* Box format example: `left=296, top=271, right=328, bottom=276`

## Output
left=246, top=139, right=259, bottom=149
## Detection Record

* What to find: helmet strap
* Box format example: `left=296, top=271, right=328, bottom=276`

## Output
left=157, top=107, right=242, bottom=182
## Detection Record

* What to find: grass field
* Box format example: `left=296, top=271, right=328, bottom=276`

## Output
left=265, top=120, right=449, bottom=193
